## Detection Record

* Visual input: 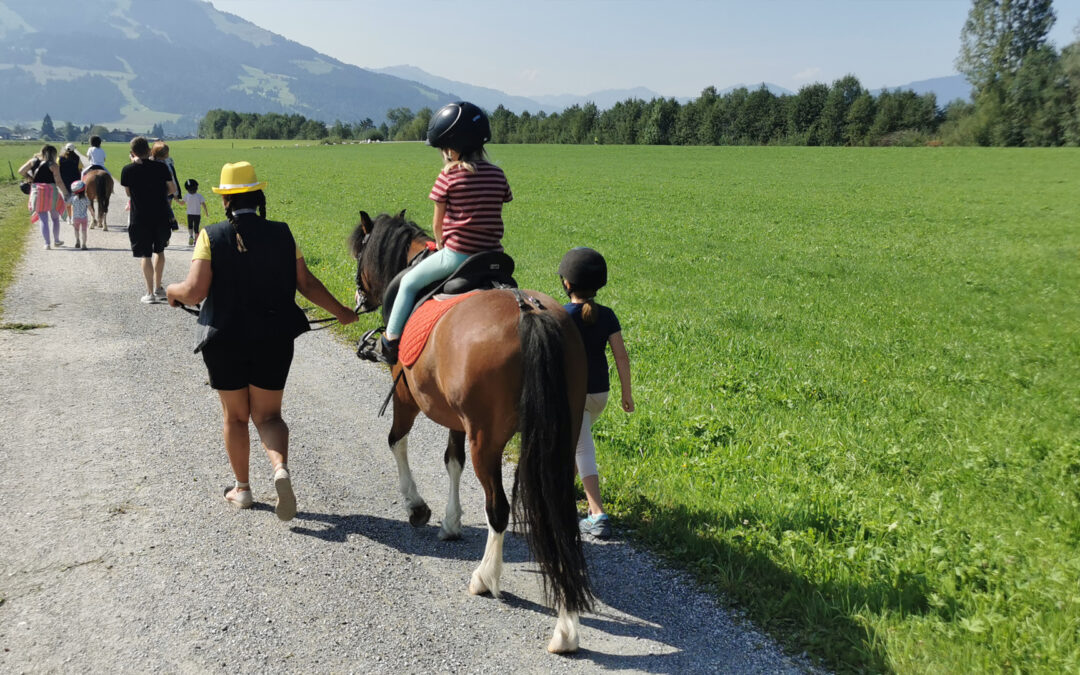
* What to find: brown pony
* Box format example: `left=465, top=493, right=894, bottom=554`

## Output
left=83, top=169, right=113, bottom=230
left=350, top=211, right=592, bottom=653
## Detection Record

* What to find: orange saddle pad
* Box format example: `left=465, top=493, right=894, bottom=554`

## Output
left=399, top=291, right=481, bottom=367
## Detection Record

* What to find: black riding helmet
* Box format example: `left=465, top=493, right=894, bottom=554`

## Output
left=184, top=178, right=198, bottom=191
left=427, top=101, right=491, bottom=153
left=558, top=247, right=607, bottom=290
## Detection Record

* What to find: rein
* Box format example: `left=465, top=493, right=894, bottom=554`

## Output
left=174, top=303, right=340, bottom=329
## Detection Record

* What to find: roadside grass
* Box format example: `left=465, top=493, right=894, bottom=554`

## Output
left=40, top=140, right=1080, bottom=672
left=0, top=185, right=31, bottom=309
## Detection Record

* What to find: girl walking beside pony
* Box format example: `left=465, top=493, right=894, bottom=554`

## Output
left=559, top=247, right=634, bottom=539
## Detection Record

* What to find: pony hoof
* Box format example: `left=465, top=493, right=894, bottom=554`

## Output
left=438, top=528, right=462, bottom=541
left=468, top=570, right=499, bottom=597
left=408, top=503, right=431, bottom=527
left=468, top=577, right=489, bottom=596
left=547, top=635, right=579, bottom=654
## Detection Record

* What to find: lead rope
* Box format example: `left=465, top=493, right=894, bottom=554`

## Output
left=176, top=303, right=338, bottom=329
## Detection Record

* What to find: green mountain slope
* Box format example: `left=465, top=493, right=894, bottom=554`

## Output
left=0, top=0, right=451, bottom=132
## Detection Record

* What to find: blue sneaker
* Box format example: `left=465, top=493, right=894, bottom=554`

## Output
left=579, top=513, right=611, bottom=539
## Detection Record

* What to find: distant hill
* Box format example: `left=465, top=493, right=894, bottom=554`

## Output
left=374, top=70, right=679, bottom=113
left=374, top=65, right=548, bottom=115
left=378, top=67, right=798, bottom=112
left=531, top=87, right=680, bottom=111
left=871, top=74, right=972, bottom=104
left=0, top=0, right=452, bottom=133
left=719, top=83, right=795, bottom=97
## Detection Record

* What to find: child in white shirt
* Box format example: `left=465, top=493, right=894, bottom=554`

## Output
left=81, top=135, right=109, bottom=177
left=180, top=178, right=208, bottom=246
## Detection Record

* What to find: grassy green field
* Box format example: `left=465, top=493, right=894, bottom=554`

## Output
left=0, top=185, right=31, bottom=310
left=4, top=140, right=1079, bottom=672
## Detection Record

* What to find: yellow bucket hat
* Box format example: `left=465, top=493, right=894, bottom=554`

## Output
left=212, top=161, right=267, bottom=194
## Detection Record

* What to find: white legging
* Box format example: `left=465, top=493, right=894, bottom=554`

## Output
left=575, top=392, right=609, bottom=479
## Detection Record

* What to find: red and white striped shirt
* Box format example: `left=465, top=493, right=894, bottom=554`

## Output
left=428, top=161, right=512, bottom=254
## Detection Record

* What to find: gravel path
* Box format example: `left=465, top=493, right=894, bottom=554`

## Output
left=0, top=198, right=811, bottom=673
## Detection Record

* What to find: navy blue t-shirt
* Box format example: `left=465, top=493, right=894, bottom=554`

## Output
left=565, top=302, right=621, bottom=394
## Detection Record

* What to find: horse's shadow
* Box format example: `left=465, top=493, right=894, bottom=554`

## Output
left=289, top=509, right=532, bottom=564
left=288, top=507, right=792, bottom=672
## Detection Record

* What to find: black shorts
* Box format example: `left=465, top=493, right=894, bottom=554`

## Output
left=187, top=214, right=201, bottom=230
left=201, top=339, right=294, bottom=391
left=129, top=222, right=171, bottom=257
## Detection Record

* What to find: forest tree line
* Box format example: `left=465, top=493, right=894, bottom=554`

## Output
left=194, top=83, right=948, bottom=147
left=196, top=1, right=1078, bottom=147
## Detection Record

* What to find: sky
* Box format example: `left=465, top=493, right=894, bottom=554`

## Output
left=210, top=0, right=1080, bottom=98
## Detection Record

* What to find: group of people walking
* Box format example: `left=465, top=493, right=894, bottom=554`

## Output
left=21, top=102, right=633, bottom=537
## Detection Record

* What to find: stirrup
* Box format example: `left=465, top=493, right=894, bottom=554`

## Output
left=357, top=327, right=384, bottom=361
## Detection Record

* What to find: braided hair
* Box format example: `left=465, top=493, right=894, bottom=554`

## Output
left=223, top=190, right=266, bottom=253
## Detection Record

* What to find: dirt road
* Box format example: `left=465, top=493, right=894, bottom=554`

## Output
left=0, top=196, right=808, bottom=673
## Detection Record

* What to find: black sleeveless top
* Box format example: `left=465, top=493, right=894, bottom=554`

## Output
left=59, top=156, right=80, bottom=186
left=194, top=213, right=309, bottom=352
left=32, top=160, right=56, bottom=184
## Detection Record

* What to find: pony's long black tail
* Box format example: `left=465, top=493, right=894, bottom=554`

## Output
left=513, top=306, right=593, bottom=614
left=100, top=174, right=112, bottom=215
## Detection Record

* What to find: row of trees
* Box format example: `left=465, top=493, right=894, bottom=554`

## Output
left=953, top=0, right=1079, bottom=146
left=198, top=109, right=387, bottom=141
left=195, top=80, right=944, bottom=147
left=29, top=114, right=121, bottom=143
left=359, top=79, right=944, bottom=147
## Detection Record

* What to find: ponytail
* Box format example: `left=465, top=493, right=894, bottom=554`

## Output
left=580, top=298, right=598, bottom=325
left=564, top=280, right=599, bottom=326
left=223, top=190, right=267, bottom=253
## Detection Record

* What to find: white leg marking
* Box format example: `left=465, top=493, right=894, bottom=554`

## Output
left=468, top=524, right=504, bottom=597
left=547, top=605, right=580, bottom=654
left=390, top=435, right=425, bottom=514
left=439, top=456, right=464, bottom=540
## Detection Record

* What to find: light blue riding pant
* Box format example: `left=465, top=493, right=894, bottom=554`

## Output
left=386, top=247, right=470, bottom=338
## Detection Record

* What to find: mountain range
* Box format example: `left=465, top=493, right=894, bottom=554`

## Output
left=0, top=0, right=450, bottom=133
left=0, top=0, right=972, bottom=134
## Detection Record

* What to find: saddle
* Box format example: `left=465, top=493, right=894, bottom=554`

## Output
left=381, top=250, right=517, bottom=325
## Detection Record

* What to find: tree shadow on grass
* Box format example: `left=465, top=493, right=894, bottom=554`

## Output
left=614, top=494, right=935, bottom=672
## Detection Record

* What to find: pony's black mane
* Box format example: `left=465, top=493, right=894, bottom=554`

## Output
left=350, top=211, right=431, bottom=301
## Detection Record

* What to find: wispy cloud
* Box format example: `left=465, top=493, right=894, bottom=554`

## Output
left=793, top=67, right=822, bottom=82
left=518, top=68, right=540, bottom=82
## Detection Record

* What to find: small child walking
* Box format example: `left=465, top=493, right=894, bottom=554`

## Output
left=558, top=247, right=634, bottom=539
left=180, top=178, right=208, bottom=245
left=68, top=180, right=91, bottom=249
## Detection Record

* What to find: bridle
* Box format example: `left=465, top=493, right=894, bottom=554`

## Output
left=353, top=228, right=381, bottom=315
left=353, top=233, right=435, bottom=316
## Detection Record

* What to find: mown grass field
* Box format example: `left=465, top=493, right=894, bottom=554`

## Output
left=4, top=139, right=1079, bottom=672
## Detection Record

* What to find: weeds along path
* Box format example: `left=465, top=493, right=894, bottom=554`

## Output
left=0, top=193, right=808, bottom=673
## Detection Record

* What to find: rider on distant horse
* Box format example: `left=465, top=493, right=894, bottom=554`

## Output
left=81, top=135, right=109, bottom=178
left=361, top=101, right=513, bottom=365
